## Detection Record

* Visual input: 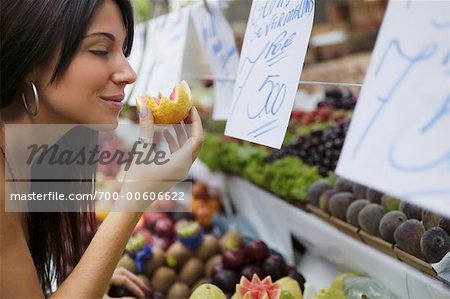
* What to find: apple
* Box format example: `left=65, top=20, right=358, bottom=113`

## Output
left=222, top=249, right=246, bottom=270
left=244, top=240, right=269, bottom=263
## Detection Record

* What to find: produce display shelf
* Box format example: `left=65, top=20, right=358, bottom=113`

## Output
left=191, top=161, right=450, bottom=299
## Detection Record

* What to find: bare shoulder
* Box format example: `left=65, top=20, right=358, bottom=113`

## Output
left=0, top=156, right=44, bottom=298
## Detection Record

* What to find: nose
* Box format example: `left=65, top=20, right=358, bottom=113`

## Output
left=112, top=55, right=137, bottom=85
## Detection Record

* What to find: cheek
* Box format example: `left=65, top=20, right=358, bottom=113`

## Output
left=58, top=54, right=110, bottom=97
left=41, top=54, right=112, bottom=121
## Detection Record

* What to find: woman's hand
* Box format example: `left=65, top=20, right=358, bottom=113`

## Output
left=105, top=267, right=151, bottom=298
left=114, top=101, right=204, bottom=211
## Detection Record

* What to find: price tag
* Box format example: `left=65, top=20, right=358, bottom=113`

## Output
left=128, top=8, right=190, bottom=105
left=337, top=1, right=450, bottom=216
left=191, top=2, right=239, bottom=120
left=225, top=0, right=315, bottom=148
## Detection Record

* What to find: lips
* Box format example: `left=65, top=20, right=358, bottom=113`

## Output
left=100, top=94, right=125, bottom=102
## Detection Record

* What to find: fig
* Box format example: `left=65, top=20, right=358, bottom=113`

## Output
left=422, top=210, right=441, bottom=229
left=358, top=204, right=385, bottom=236
left=400, top=202, right=423, bottom=220
left=366, top=188, right=383, bottom=204
left=334, top=177, right=353, bottom=192
left=346, top=199, right=370, bottom=227
left=329, top=192, right=355, bottom=220
left=381, top=195, right=400, bottom=212
left=394, top=219, right=425, bottom=259
left=440, top=217, right=450, bottom=234
left=306, top=179, right=332, bottom=206
left=319, top=189, right=337, bottom=213
left=379, top=211, right=407, bottom=243
left=420, top=227, right=450, bottom=263
left=352, top=182, right=367, bottom=199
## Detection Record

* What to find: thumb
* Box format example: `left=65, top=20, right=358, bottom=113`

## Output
left=136, top=96, right=154, bottom=142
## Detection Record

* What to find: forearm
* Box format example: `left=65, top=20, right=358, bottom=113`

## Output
left=51, top=211, right=142, bottom=299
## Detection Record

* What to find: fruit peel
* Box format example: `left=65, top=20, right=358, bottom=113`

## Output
left=143, top=80, right=193, bottom=124
left=236, top=275, right=281, bottom=299
left=276, top=277, right=302, bottom=299
left=189, top=283, right=226, bottom=299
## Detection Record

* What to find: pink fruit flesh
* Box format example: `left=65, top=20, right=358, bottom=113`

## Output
left=237, top=275, right=281, bottom=299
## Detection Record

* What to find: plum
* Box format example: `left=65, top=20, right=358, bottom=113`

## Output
left=244, top=240, right=269, bottom=263
left=222, top=248, right=246, bottom=270
left=211, top=269, right=240, bottom=293
left=262, top=254, right=286, bottom=280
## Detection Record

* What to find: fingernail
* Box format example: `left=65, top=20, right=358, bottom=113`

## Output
left=139, top=104, right=148, bottom=118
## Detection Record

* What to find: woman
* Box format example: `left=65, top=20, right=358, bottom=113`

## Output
left=0, top=0, right=203, bottom=298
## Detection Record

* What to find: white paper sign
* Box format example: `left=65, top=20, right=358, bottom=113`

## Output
left=124, top=23, right=146, bottom=103
left=225, top=0, right=315, bottom=149
left=127, top=9, right=190, bottom=105
left=191, top=2, right=239, bottom=120
left=337, top=1, right=450, bottom=216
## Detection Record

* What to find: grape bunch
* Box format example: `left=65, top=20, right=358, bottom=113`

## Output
left=318, top=88, right=357, bottom=110
left=266, top=120, right=350, bottom=177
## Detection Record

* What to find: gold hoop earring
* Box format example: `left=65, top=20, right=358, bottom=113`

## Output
left=21, top=81, right=39, bottom=116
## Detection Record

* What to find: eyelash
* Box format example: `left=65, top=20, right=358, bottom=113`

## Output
left=90, top=50, right=109, bottom=57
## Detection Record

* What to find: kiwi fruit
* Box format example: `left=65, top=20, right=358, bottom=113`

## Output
left=205, top=254, right=222, bottom=277
left=143, top=247, right=166, bottom=277
left=179, top=257, right=204, bottom=287
left=196, top=234, right=220, bottom=261
left=166, top=241, right=191, bottom=270
left=117, top=254, right=136, bottom=273
left=166, top=282, right=190, bottom=299
left=151, top=267, right=177, bottom=295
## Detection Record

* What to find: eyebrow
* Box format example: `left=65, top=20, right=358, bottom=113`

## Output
left=83, top=32, right=115, bottom=41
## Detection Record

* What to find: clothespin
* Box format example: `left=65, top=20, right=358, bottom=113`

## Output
left=203, top=0, right=212, bottom=14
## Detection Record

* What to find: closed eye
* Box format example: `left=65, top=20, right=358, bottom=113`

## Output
left=90, top=50, right=109, bottom=57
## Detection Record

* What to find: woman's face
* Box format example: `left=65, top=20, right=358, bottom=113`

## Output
left=34, top=0, right=136, bottom=125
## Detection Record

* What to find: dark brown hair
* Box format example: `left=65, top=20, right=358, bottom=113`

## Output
left=0, top=0, right=134, bottom=293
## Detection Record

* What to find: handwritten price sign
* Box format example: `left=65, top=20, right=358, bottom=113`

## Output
left=191, top=2, right=239, bottom=120
left=225, top=0, right=315, bottom=149
left=337, top=1, right=450, bottom=216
